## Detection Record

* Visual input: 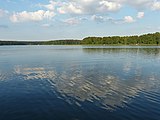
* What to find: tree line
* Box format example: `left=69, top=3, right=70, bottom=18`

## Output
left=0, top=40, right=81, bottom=45
left=81, top=32, right=160, bottom=45
left=0, top=32, right=160, bottom=45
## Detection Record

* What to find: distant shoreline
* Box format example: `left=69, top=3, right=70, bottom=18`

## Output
left=0, top=32, right=160, bottom=46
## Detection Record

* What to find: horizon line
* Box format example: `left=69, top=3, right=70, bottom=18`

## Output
left=0, top=31, right=159, bottom=41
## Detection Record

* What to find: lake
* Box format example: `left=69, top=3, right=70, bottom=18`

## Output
left=0, top=45, right=160, bottom=120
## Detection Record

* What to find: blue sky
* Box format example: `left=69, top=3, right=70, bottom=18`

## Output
left=0, top=0, right=160, bottom=41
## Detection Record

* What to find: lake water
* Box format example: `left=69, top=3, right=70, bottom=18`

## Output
left=0, top=45, right=160, bottom=120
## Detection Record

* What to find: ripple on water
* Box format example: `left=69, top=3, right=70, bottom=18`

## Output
left=47, top=72, right=143, bottom=110
left=1, top=46, right=160, bottom=120
left=9, top=62, right=160, bottom=113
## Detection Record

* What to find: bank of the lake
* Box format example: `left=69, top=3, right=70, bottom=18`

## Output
left=0, top=32, right=160, bottom=46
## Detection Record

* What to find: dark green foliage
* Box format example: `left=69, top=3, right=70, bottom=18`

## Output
left=0, top=41, right=41, bottom=45
left=43, top=40, right=81, bottom=45
left=81, top=32, right=160, bottom=45
left=0, top=40, right=81, bottom=45
left=0, top=32, right=160, bottom=45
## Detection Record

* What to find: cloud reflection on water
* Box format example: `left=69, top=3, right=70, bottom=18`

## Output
left=14, top=66, right=57, bottom=80
left=13, top=62, right=159, bottom=110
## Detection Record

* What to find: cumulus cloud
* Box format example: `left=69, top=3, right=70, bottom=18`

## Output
left=10, top=10, right=55, bottom=23
left=122, top=0, right=160, bottom=11
left=137, top=12, right=144, bottom=19
left=91, top=15, right=114, bottom=23
left=42, top=0, right=122, bottom=15
left=39, top=0, right=57, bottom=11
left=63, top=18, right=80, bottom=25
left=8, top=0, right=160, bottom=24
left=125, top=0, right=151, bottom=8
left=57, top=2, right=83, bottom=14
left=39, top=0, right=160, bottom=16
left=124, top=16, right=135, bottom=23
left=99, top=1, right=121, bottom=12
left=91, top=15, right=106, bottom=22
left=151, top=1, right=160, bottom=10
left=91, top=14, right=136, bottom=24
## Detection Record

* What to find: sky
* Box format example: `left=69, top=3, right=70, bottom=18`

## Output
left=0, top=0, right=160, bottom=41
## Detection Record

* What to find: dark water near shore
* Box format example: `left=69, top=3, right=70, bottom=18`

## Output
left=0, top=45, right=160, bottom=120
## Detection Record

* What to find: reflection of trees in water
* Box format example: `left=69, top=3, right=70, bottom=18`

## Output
left=13, top=63, right=160, bottom=110
left=83, top=48, right=160, bottom=57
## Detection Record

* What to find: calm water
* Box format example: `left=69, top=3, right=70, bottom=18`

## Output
left=0, top=45, right=160, bottom=120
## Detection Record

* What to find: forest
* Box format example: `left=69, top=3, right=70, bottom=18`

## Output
left=81, top=32, right=160, bottom=45
left=0, top=40, right=81, bottom=45
left=0, top=32, right=160, bottom=45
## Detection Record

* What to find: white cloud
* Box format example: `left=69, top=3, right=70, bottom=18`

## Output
left=39, top=0, right=160, bottom=16
left=8, top=0, right=160, bottom=24
left=10, top=10, right=55, bottom=23
left=99, top=1, right=121, bottom=12
left=151, top=1, right=160, bottom=10
left=80, top=0, right=95, bottom=2
left=125, top=0, right=151, bottom=8
left=106, top=0, right=160, bottom=10
left=91, top=14, right=137, bottom=24
left=124, top=16, right=135, bottom=23
left=91, top=15, right=105, bottom=22
left=43, top=0, right=122, bottom=15
left=137, top=12, right=144, bottom=19
left=40, top=0, right=57, bottom=11
left=63, top=18, right=80, bottom=25
left=91, top=15, right=113, bottom=23
left=57, top=2, right=83, bottom=14
left=123, top=0, right=160, bottom=11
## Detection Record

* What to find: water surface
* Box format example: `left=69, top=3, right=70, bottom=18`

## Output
left=0, top=45, right=160, bottom=120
